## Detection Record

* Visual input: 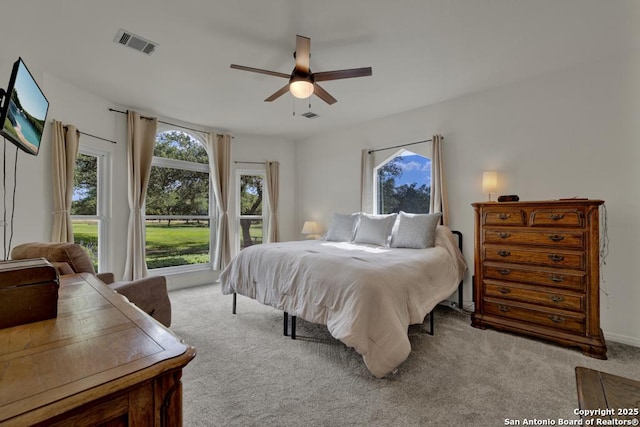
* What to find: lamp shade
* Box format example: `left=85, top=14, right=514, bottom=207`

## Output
left=482, top=171, right=498, bottom=194
left=301, top=221, right=322, bottom=235
left=289, top=80, right=314, bottom=99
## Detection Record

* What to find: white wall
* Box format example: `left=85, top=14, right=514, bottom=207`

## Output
left=295, top=51, right=640, bottom=346
left=0, top=59, right=297, bottom=290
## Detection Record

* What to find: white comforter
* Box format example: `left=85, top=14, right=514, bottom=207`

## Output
left=219, top=226, right=467, bottom=378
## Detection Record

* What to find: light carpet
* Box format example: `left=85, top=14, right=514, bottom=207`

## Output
left=169, top=284, right=640, bottom=427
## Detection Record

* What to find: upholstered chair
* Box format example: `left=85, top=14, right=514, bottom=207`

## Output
left=10, top=242, right=172, bottom=327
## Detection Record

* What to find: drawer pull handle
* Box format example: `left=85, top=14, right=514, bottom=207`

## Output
left=549, top=214, right=565, bottom=221
left=550, top=275, right=565, bottom=283
left=498, top=269, right=511, bottom=275
left=548, top=315, right=565, bottom=323
left=498, top=305, right=510, bottom=313
left=548, top=234, right=565, bottom=242
left=497, top=287, right=511, bottom=294
left=498, top=232, right=511, bottom=239
left=498, top=213, right=511, bottom=220
left=550, top=295, right=565, bottom=303
left=548, top=254, right=564, bottom=263
left=497, top=250, right=511, bottom=257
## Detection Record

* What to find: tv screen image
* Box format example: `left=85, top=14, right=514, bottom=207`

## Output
left=0, top=58, right=49, bottom=156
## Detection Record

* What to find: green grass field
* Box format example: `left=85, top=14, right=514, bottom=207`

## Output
left=145, top=221, right=210, bottom=268
left=72, top=219, right=262, bottom=270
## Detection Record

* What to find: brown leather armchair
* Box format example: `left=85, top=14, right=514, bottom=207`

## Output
left=10, top=242, right=172, bottom=327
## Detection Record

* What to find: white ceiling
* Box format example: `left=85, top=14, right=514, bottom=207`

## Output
left=2, top=0, right=638, bottom=140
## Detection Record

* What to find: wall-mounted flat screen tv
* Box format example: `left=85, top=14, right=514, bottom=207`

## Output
left=0, top=58, right=49, bottom=156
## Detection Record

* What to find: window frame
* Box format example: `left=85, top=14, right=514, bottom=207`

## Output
left=372, top=148, right=431, bottom=215
left=145, top=128, right=216, bottom=274
left=235, top=169, right=269, bottom=254
left=71, top=146, right=111, bottom=272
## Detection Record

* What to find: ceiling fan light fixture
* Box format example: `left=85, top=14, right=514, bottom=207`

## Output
left=289, top=80, right=314, bottom=99
left=231, top=35, right=371, bottom=105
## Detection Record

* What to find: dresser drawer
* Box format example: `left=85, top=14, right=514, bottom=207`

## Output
left=482, top=208, right=526, bottom=226
left=484, top=297, right=585, bottom=334
left=484, top=280, right=584, bottom=311
left=484, top=245, right=585, bottom=269
left=483, top=229, right=585, bottom=249
left=530, top=208, right=584, bottom=228
left=483, top=263, right=585, bottom=291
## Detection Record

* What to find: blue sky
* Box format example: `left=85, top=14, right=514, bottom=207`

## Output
left=395, top=152, right=431, bottom=187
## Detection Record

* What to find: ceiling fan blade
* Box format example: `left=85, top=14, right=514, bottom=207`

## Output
left=313, top=67, right=372, bottom=82
left=295, top=35, right=311, bottom=72
left=230, top=64, right=290, bottom=79
left=313, top=83, right=337, bottom=105
left=264, top=84, right=291, bottom=102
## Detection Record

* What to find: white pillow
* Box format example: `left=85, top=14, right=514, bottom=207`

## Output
left=353, top=213, right=397, bottom=246
left=324, top=213, right=360, bottom=242
left=390, top=211, right=442, bottom=249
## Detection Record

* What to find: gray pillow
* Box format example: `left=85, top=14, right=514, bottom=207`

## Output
left=353, top=213, right=397, bottom=246
left=324, top=213, right=360, bottom=242
left=390, top=212, right=442, bottom=249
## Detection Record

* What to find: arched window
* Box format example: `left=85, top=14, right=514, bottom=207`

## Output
left=374, top=149, right=431, bottom=214
left=145, top=129, right=215, bottom=270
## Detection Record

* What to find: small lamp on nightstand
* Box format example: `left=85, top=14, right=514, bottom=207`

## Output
left=301, top=221, right=323, bottom=240
left=482, top=171, right=498, bottom=201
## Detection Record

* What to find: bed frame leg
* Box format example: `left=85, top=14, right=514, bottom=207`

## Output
left=232, top=292, right=237, bottom=314
left=452, top=230, right=465, bottom=311
left=291, top=316, right=296, bottom=340
left=282, top=313, right=297, bottom=339
left=284, top=312, right=289, bottom=336
left=428, top=310, right=435, bottom=336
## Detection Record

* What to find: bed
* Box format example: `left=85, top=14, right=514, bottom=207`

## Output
left=220, top=215, right=467, bottom=378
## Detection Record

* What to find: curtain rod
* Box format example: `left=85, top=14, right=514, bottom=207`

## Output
left=367, top=136, right=443, bottom=154
left=108, top=108, right=218, bottom=136
left=62, top=125, right=117, bottom=144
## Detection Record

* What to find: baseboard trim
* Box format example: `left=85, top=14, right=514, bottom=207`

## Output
left=604, top=331, right=640, bottom=348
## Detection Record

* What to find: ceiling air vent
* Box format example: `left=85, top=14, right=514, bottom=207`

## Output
left=302, top=112, right=319, bottom=119
left=114, top=29, right=157, bottom=55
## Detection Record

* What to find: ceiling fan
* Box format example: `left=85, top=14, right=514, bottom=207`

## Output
left=230, top=35, right=372, bottom=105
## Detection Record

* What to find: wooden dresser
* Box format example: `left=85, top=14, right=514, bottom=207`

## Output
left=471, top=199, right=606, bottom=359
left=0, top=273, right=196, bottom=426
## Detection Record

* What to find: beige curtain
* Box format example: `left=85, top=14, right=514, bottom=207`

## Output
left=265, top=161, right=280, bottom=243
left=429, top=134, right=449, bottom=225
left=207, top=133, right=232, bottom=269
left=123, top=111, right=157, bottom=280
left=51, top=121, right=80, bottom=242
left=360, top=149, right=374, bottom=213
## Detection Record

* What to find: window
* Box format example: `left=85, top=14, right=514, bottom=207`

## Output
left=374, top=149, right=431, bottom=214
left=237, top=171, right=267, bottom=251
left=71, top=148, right=110, bottom=271
left=145, top=130, right=215, bottom=270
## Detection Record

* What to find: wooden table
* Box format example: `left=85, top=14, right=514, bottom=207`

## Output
left=575, top=366, right=640, bottom=423
left=0, top=273, right=196, bottom=426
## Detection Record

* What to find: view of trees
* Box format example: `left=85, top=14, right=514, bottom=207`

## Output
left=72, top=154, right=97, bottom=215
left=146, top=131, right=209, bottom=222
left=377, top=155, right=431, bottom=214
left=72, top=153, right=99, bottom=269
left=143, top=131, right=211, bottom=268
left=239, top=174, right=264, bottom=249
